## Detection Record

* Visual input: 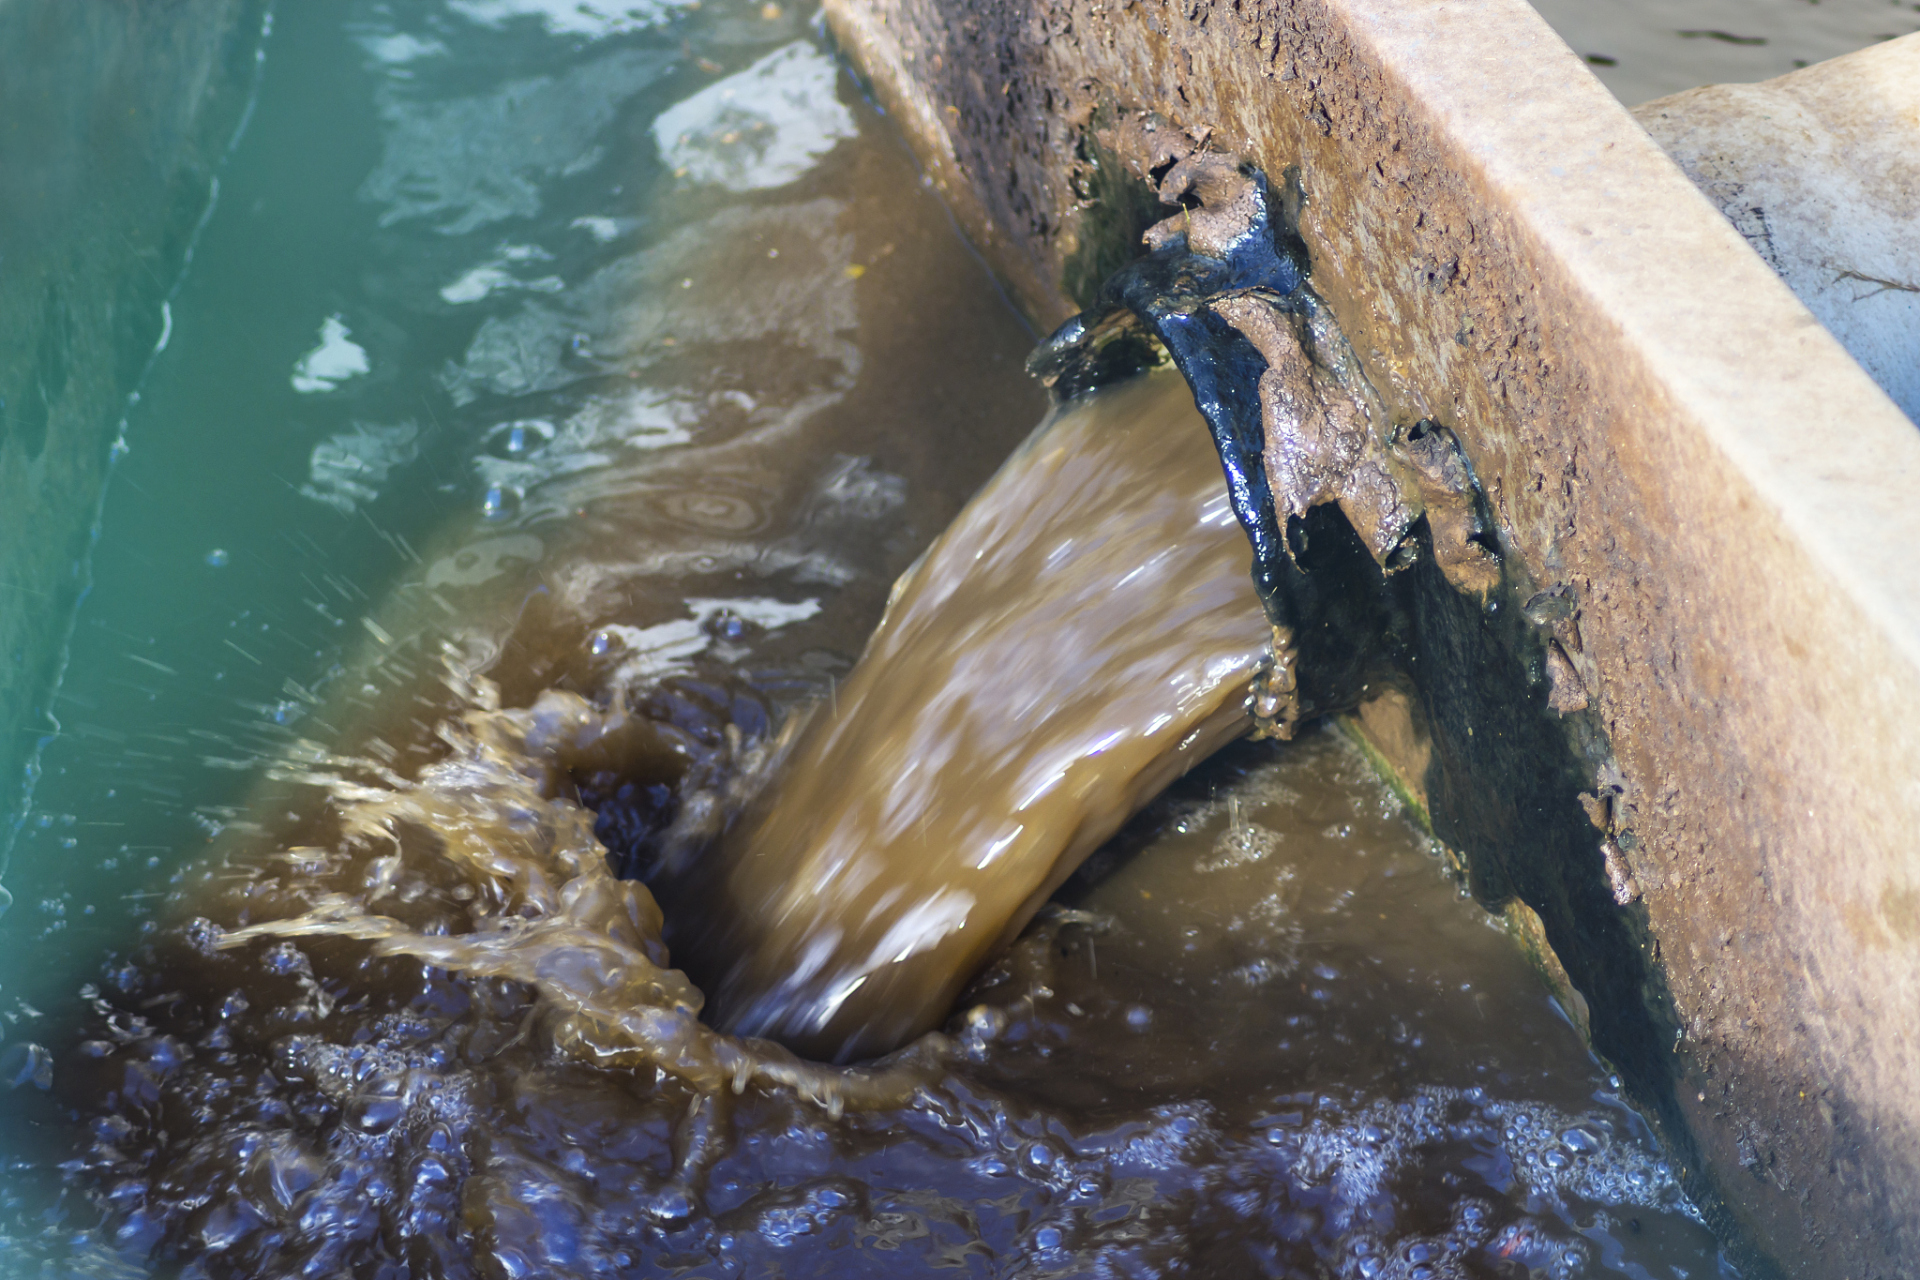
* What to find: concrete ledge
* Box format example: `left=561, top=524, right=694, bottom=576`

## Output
left=821, top=0, right=1920, bottom=1273
left=1634, top=34, right=1920, bottom=423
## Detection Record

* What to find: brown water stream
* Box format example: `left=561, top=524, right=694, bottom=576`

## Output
left=17, top=7, right=1732, bottom=1275
left=667, top=373, right=1268, bottom=1062
left=57, top=372, right=1721, bottom=1278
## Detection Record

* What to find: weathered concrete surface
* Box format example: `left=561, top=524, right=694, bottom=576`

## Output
left=822, top=0, right=1920, bottom=1274
left=1636, top=33, right=1920, bottom=424
left=0, top=0, right=266, bottom=852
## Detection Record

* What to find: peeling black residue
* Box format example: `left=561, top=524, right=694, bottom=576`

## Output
left=1399, top=552, right=1686, bottom=1170
left=1028, top=163, right=1309, bottom=633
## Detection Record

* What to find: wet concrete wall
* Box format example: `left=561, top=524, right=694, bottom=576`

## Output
left=0, top=0, right=267, bottom=860
left=819, top=0, right=1920, bottom=1274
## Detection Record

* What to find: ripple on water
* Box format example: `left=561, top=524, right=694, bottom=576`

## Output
left=16, top=3, right=1729, bottom=1274
left=59, top=671, right=1718, bottom=1278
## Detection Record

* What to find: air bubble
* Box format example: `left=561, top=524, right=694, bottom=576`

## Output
left=1561, top=1124, right=1602, bottom=1154
left=481, top=486, right=520, bottom=521
left=347, top=1094, right=408, bottom=1134
left=486, top=420, right=555, bottom=457
left=1023, top=1140, right=1062, bottom=1175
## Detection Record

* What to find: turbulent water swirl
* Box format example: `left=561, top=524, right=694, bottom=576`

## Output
left=209, top=671, right=954, bottom=1115
left=55, top=377, right=1716, bottom=1278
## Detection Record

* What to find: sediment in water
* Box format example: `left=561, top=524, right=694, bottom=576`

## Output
left=50, top=362, right=1720, bottom=1276
left=665, top=369, right=1269, bottom=1062
left=20, top=16, right=1730, bottom=1268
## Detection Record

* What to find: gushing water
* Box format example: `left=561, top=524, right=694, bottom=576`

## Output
left=52, top=374, right=1720, bottom=1277
left=0, top=3, right=1731, bottom=1275
left=666, top=372, right=1268, bottom=1061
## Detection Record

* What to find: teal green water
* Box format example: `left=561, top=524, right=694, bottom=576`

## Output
left=0, top=3, right=1037, bottom=993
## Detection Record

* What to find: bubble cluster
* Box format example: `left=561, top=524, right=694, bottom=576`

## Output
left=49, top=611, right=1716, bottom=1280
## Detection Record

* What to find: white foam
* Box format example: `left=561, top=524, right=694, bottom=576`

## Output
left=360, top=33, right=447, bottom=64
left=298, top=422, right=418, bottom=512
left=439, top=264, right=565, bottom=305
left=448, top=0, right=684, bottom=38
left=570, top=216, right=621, bottom=243
left=470, top=386, right=697, bottom=500
left=598, top=597, right=820, bottom=686
left=362, top=50, right=667, bottom=234
left=652, top=42, right=855, bottom=192
left=291, top=316, right=371, bottom=394
left=684, top=596, right=822, bottom=630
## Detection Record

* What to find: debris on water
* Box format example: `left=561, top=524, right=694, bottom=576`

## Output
left=290, top=315, right=371, bottom=394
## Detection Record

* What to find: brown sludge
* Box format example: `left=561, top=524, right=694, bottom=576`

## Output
left=667, top=368, right=1270, bottom=1062
left=196, top=367, right=1263, bottom=1093
left=64, top=372, right=1717, bottom=1279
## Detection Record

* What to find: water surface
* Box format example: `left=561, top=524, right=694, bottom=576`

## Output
left=0, top=0, right=1047, bottom=1264
left=0, top=0, right=1806, bottom=1274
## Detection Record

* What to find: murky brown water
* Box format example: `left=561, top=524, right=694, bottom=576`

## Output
left=667, top=373, right=1268, bottom=1063
left=64, top=684, right=1719, bottom=1278
left=22, top=9, right=1728, bottom=1275
left=57, top=371, right=1720, bottom=1277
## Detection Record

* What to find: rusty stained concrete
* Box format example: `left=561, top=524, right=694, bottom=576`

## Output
left=821, top=0, right=1920, bottom=1274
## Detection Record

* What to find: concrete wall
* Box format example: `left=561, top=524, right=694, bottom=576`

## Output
left=819, top=0, right=1920, bottom=1274
left=1636, top=35, right=1920, bottom=424
left=0, top=0, right=266, bottom=873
